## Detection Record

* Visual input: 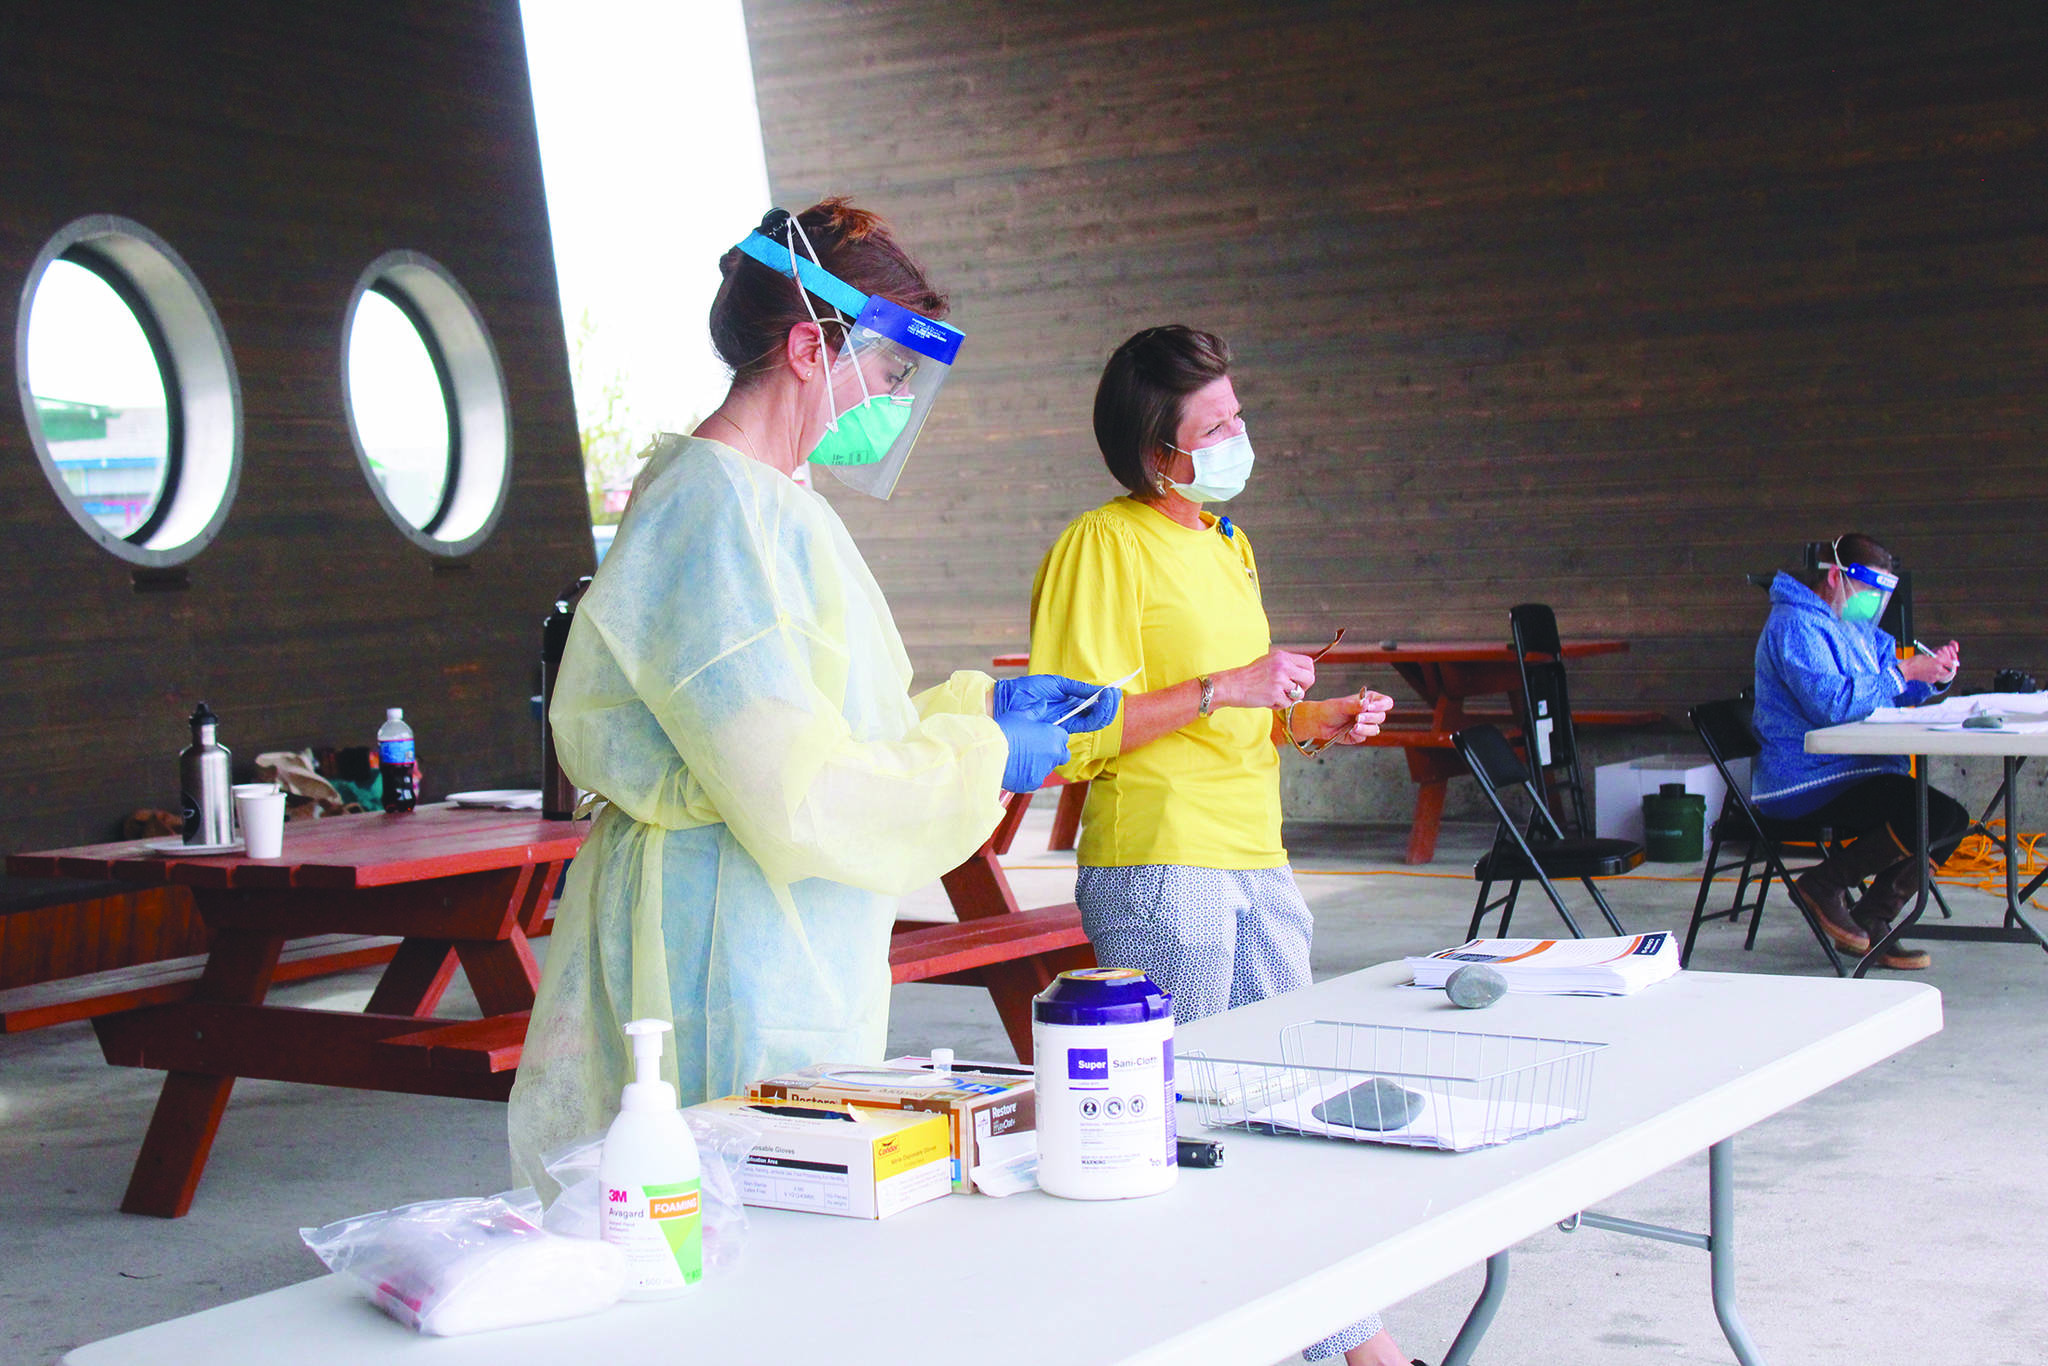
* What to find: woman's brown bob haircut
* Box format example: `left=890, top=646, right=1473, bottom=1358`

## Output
left=1826, top=532, right=1896, bottom=574
left=710, top=197, right=948, bottom=385
left=1093, top=325, right=1232, bottom=496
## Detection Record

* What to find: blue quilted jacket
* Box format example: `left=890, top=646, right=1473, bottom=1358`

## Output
left=1751, top=572, right=1935, bottom=817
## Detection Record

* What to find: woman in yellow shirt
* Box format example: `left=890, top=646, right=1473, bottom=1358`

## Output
left=1029, top=325, right=1409, bottom=1366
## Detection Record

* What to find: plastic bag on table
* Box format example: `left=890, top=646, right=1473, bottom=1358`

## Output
left=300, top=1196, right=626, bottom=1336
left=537, top=1106, right=756, bottom=1277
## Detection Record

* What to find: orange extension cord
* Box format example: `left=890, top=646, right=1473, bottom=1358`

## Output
left=1935, top=820, right=2048, bottom=908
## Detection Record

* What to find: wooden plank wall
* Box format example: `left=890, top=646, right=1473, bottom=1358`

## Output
left=743, top=0, right=2048, bottom=718
left=0, top=1, right=593, bottom=855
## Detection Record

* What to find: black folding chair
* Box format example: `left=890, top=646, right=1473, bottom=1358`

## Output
left=1682, top=698, right=1860, bottom=975
left=1455, top=724, right=1642, bottom=939
left=1510, top=603, right=1591, bottom=836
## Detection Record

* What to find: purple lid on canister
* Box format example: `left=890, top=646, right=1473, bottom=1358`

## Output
left=1033, top=967, right=1172, bottom=1026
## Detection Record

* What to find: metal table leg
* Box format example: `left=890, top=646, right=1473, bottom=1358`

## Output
left=1998, top=758, right=2048, bottom=951
left=1561, top=1138, right=1766, bottom=1365
left=1857, top=754, right=2048, bottom=972
left=1709, top=1140, right=1767, bottom=1365
left=1442, top=1252, right=1510, bottom=1366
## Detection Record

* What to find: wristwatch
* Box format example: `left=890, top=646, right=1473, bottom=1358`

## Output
left=1197, top=675, right=1215, bottom=718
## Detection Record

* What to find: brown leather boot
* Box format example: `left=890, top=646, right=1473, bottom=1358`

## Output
left=1791, top=832, right=1908, bottom=956
left=1852, top=860, right=1936, bottom=971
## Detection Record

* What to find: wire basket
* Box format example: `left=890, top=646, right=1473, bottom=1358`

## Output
left=1181, top=1020, right=1604, bottom=1152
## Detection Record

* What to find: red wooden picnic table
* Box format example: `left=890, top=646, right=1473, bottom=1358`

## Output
left=7, top=804, right=582, bottom=1217
left=10, top=798, right=1091, bottom=1217
left=993, top=639, right=1643, bottom=864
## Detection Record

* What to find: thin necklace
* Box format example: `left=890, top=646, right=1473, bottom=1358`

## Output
left=710, top=412, right=758, bottom=462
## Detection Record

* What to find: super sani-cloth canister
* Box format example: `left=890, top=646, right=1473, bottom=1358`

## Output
left=1032, top=968, right=1176, bottom=1200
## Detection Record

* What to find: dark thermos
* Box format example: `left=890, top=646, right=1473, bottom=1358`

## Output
left=541, top=576, right=592, bottom=820
left=179, top=703, right=234, bottom=846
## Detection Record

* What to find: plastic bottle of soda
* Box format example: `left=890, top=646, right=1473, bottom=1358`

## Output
left=378, top=708, right=418, bottom=813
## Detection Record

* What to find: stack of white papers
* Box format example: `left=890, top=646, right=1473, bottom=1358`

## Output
left=1867, top=692, right=2048, bottom=728
left=1232, top=1077, right=1582, bottom=1151
left=1406, top=931, right=1680, bottom=997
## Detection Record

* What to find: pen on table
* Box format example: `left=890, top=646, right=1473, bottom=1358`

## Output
left=1051, top=668, right=1144, bottom=727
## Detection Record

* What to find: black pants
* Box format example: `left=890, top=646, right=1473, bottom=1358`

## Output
left=1800, top=774, right=1970, bottom=868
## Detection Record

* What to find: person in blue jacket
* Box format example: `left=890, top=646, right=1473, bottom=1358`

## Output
left=1753, top=532, right=1962, bottom=969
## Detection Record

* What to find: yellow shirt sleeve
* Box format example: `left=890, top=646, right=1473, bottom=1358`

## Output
left=1028, top=511, right=1139, bottom=779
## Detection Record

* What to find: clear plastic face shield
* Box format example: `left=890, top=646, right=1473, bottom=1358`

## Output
left=1826, top=537, right=1898, bottom=626
left=733, top=226, right=965, bottom=500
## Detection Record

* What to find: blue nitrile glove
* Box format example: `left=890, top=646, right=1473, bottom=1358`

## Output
left=993, top=674, right=1123, bottom=734
left=997, top=715, right=1072, bottom=793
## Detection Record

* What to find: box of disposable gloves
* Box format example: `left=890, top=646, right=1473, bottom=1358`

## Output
left=749, top=1057, right=1036, bottom=1193
left=694, top=1096, right=951, bottom=1219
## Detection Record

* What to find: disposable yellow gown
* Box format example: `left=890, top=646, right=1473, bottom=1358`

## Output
left=508, top=436, right=1007, bottom=1190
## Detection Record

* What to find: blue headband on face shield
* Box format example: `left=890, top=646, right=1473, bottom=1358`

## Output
left=732, top=232, right=966, bottom=365
left=1837, top=560, right=1899, bottom=595
left=735, top=232, right=870, bottom=319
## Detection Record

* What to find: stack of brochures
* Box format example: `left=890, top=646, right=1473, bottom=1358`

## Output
left=1406, top=931, right=1680, bottom=997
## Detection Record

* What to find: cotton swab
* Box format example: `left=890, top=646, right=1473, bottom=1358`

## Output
left=1051, top=668, right=1144, bottom=727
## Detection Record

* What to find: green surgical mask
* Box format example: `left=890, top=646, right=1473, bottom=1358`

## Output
left=810, top=393, right=913, bottom=466
left=1840, top=590, right=1883, bottom=624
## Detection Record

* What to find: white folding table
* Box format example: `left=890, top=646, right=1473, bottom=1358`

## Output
left=62, top=966, right=1939, bottom=1366
left=1805, top=720, right=2048, bottom=975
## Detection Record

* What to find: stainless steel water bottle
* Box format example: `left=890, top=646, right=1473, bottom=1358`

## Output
left=179, top=703, right=234, bottom=846
left=540, top=576, right=591, bottom=820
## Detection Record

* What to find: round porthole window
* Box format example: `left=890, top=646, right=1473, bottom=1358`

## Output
left=15, top=216, right=241, bottom=565
left=343, top=252, right=509, bottom=555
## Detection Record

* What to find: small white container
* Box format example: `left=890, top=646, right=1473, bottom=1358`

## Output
left=1594, top=754, right=1741, bottom=845
left=1032, top=968, right=1177, bottom=1201
left=232, top=783, right=285, bottom=859
left=600, top=1019, right=702, bottom=1298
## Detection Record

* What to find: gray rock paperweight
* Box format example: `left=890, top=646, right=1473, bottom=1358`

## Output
left=1311, top=1077, right=1426, bottom=1131
left=1446, top=963, right=1509, bottom=1009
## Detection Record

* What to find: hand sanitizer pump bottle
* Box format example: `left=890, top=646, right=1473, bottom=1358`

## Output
left=599, top=1019, right=703, bottom=1298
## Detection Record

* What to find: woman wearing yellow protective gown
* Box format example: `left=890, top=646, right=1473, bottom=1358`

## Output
left=509, top=201, right=1111, bottom=1188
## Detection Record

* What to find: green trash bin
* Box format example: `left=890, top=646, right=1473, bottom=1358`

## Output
left=1642, top=782, right=1705, bottom=862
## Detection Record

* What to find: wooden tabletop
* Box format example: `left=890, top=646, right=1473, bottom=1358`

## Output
left=6, top=804, right=587, bottom=891
left=991, top=639, right=1629, bottom=669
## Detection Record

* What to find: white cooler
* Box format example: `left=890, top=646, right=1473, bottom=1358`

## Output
left=1594, top=753, right=1748, bottom=845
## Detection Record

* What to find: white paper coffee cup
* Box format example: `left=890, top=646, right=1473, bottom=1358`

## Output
left=234, top=786, right=286, bottom=859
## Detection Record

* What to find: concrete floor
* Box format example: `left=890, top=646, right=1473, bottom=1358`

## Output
left=4, top=807, right=2045, bottom=1365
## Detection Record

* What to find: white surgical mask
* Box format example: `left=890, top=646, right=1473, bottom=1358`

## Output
left=1163, top=430, right=1255, bottom=503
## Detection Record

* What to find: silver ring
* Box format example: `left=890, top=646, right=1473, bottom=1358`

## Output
left=1287, top=685, right=1305, bottom=702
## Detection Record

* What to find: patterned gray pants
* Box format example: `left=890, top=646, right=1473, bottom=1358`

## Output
left=1074, top=863, right=1385, bottom=1358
